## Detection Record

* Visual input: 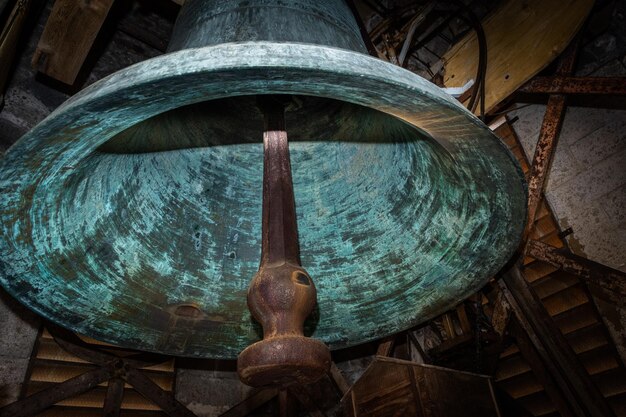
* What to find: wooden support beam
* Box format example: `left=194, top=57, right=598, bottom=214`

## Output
left=219, top=388, right=279, bottom=417
left=519, top=76, right=626, bottom=95
left=500, top=267, right=616, bottom=417
left=0, top=367, right=112, bottom=417
left=524, top=40, right=579, bottom=242
left=526, top=240, right=626, bottom=304
left=328, top=362, right=351, bottom=396
left=103, top=377, right=125, bottom=417
left=32, top=0, right=115, bottom=85
left=344, top=0, right=380, bottom=58
left=376, top=336, right=395, bottom=356
left=287, top=385, right=326, bottom=417
left=0, top=0, right=33, bottom=100
left=507, top=317, right=577, bottom=417
left=125, top=368, right=197, bottom=417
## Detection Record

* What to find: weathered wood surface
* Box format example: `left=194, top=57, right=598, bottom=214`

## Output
left=0, top=0, right=33, bottom=99
left=219, top=388, right=278, bottom=417
left=342, top=357, right=500, bottom=417
left=501, top=268, right=616, bottom=417
left=507, top=317, right=577, bottom=417
left=32, top=0, right=115, bottom=85
left=442, top=0, right=593, bottom=114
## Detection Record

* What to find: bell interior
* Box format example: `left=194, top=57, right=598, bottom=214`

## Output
left=42, top=94, right=488, bottom=358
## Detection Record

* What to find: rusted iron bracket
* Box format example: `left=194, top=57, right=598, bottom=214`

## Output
left=500, top=267, right=616, bottom=417
left=526, top=239, right=626, bottom=305
left=519, top=76, right=626, bottom=95
left=0, top=324, right=196, bottom=417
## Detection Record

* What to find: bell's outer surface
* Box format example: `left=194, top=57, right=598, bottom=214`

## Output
left=0, top=0, right=527, bottom=359
left=168, top=0, right=368, bottom=53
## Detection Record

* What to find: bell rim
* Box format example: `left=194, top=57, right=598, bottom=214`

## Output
left=0, top=42, right=527, bottom=359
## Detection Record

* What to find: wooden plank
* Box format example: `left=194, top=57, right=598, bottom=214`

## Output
left=32, top=0, right=115, bottom=85
left=501, top=268, right=616, bottom=417
left=441, top=0, right=593, bottom=114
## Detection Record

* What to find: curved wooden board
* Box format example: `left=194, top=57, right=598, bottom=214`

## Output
left=442, top=0, right=594, bottom=114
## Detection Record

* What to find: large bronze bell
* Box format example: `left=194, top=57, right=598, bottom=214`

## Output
left=0, top=0, right=526, bottom=387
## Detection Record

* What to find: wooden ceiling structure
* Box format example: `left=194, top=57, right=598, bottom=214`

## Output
left=0, top=0, right=625, bottom=416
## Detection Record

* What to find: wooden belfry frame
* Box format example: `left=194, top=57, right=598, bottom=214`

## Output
left=0, top=324, right=196, bottom=417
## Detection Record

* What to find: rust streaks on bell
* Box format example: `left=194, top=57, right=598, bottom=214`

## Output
left=237, top=96, right=331, bottom=388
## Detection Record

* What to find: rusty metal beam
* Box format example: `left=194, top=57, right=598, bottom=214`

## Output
left=0, top=367, right=112, bottom=417
left=524, top=40, right=579, bottom=242
left=526, top=239, right=626, bottom=304
left=524, top=95, right=567, bottom=240
left=500, top=267, right=616, bottom=417
left=519, top=76, right=626, bottom=95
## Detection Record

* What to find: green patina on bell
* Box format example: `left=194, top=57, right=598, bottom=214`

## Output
left=0, top=0, right=526, bottom=359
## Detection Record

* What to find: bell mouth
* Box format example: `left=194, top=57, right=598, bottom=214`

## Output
left=0, top=42, right=526, bottom=359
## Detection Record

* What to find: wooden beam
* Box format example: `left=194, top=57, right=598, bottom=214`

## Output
left=500, top=267, right=616, bottom=417
left=441, top=0, right=593, bottom=114
left=103, top=377, right=125, bottom=417
left=343, top=0, right=380, bottom=58
left=125, top=368, right=197, bottom=417
left=526, top=240, right=626, bottom=304
left=519, top=76, right=626, bottom=95
left=219, top=388, right=278, bottom=417
left=32, top=0, right=115, bottom=85
left=507, top=317, right=577, bottom=417
left=328, top=362, right=351, bottom=396
left=0, top=0, right=33, bottom=100
left=376, top=336, right=395, bottom=356
left=0, top=367, right=112, bottom=417
left=287, top=385, right=325, bottom=417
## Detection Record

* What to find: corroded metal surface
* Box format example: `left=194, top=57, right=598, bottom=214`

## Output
left=238, top=97, right=330, bottom=387
left=0, top=0, right=527, bottom=359
left=167, top=0, right=367, bottom=53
